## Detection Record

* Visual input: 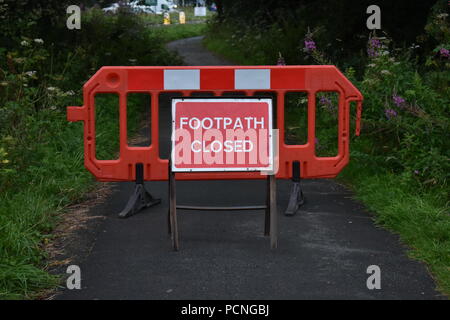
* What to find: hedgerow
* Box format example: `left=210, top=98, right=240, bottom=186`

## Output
left=0, top=5, right=181, bottom=299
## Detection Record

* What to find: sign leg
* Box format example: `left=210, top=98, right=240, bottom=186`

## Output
left=269, top=174, right=277, bottom=249
left=169, top=166, right=179, bottom=251
left=264, top=175, right=270, bottom=236
left=167, top=167, right=172, bottom=235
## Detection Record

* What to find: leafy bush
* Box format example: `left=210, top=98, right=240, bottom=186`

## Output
left=344, top=32, right=448, bottom=188
left=0, top=7, right=181, bottom=299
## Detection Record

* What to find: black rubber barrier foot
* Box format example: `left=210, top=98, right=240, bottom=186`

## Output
left=118, top=183, right=161, bottom=219
left=284, top=160, right=305, bottom=216
left=285, top=181, right=305, bottom=216
left=118, top=163, right=161, bottom=219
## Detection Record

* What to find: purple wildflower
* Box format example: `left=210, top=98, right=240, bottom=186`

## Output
left=385, top=108, right=397, bottom=119
left=304, top=39, right=316, bottom=52
left=439, top=48, right=450, bottom=59
left=367, top=37, right=382, bottom=58
left=414, top=170, right=420, bottom=175
left=367, top=48, right=377, bottom=58
left=319, top=96, right=331, bottom=105
left=392, top=94, right=406, bottom=108
left=319, top=96, right=336, bottom=114
left=369, top=38, right=381, bottom=48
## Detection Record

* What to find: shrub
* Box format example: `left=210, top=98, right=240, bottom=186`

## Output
left=0, top=7, right=181, bottom=298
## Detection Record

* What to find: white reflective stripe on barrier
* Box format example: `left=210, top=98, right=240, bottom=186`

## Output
left=234, top=69, right=271, bottom=90
left=164, top=69, right=200, bottom=90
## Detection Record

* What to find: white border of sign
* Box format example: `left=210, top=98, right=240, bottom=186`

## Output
left=171, top=98, right=273, bottom=173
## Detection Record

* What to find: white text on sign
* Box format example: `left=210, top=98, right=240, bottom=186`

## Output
left=171, top=99, right=274, bottom=172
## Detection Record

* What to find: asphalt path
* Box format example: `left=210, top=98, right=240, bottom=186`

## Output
left=56, top=36, right=443, bottom=300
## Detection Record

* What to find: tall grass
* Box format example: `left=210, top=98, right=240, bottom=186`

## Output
left=0, top=95, right=143, bottom=299
left=154, top=23, right=207, bottom=43
left=341, top=162, right=450, bottom=295
left=0, top=8, right=188, bottom=299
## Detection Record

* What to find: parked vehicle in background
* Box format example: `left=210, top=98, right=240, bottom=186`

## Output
left=145, top=0, right=178, bottom=14
left=102, top=1, right=167, bottom=15
left=131, top=1, right=156, bottom=13
left=102, top=2, right=120, bottom=14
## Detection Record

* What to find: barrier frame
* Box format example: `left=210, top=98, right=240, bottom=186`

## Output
left=67, top=65, right=363, bottom=248
left=67, top=65, right=363, bottom=182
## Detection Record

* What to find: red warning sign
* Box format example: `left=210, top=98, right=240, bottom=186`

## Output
left=171, top=98, right=273, bottom=172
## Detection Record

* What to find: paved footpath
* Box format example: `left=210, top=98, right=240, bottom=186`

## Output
left=57, top=36, right=443, bottom=300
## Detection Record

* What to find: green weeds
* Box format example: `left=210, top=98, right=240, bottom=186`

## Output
left=0, top=7, right=192, bottom=299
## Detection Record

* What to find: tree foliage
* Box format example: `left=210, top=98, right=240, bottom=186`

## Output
left=215, top=0, right=439, bottom=46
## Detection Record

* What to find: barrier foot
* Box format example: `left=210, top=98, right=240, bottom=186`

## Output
left=118, top=163, right=161, bottom=219
left=285, top=161, right=305, bottom=216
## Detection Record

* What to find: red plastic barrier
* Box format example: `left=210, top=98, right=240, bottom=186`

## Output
left=67, top=66, right=363, bottom=181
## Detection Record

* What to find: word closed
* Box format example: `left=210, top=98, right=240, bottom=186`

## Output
left=171, top=98, right=273, bottom=172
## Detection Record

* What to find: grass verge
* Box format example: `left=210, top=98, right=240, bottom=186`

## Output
left=154, top=23, right=207, bottom=43
left=0, top=95, right=142, bottom=299
left=0, top=19, right=204, bottom=298
left=340, top=161, right=450, bottom=296
left=204, top=34, right=260, bottom=65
